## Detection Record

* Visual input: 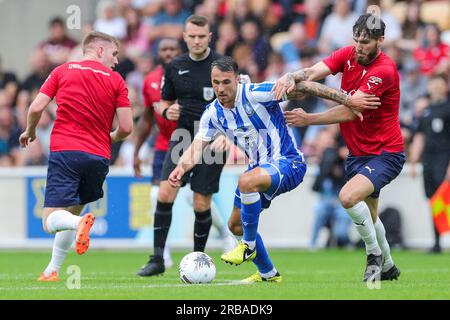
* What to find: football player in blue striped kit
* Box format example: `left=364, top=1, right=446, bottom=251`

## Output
left=168, top=56, right=378, bottom=282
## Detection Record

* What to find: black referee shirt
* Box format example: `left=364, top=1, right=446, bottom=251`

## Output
left=161, top=50, right=222, bottom=130
left=417, top=95, right=450, bottom=154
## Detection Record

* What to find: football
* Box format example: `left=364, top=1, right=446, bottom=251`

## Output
left=178, top=252, right=216, bottom=284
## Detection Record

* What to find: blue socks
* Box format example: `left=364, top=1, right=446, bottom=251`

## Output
left=241, top=192, right=261, bottom=249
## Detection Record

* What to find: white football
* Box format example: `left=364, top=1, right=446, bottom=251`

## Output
left=179, top=252, right=216, bottom=284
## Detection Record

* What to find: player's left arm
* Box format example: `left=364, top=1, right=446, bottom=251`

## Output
left=285, top=104, right=357, bottom=127
left=19, top=92, right=52, bottom=147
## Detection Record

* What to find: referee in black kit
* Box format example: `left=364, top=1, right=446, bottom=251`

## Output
left=137, top=15, right=228, bottom=277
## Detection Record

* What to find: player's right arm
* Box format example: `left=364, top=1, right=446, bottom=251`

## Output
left=168, top=138, right=209, bottom=188
left=169, top=108, right=218, bottom=187
left=19, top=92, right=52, bottom=147
left=284, top=105, right=358, bottom=127
left=111, top=107, right=133, bottom=143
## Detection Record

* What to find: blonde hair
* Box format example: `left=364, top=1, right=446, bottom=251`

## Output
left=82, top=31, right=119, bottom=54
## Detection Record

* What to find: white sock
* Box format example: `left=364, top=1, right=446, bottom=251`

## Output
left=46, top=210, right=82, bottom=233
left=260, top=268, right=278, bottom=279
left=235, top=235, right=242, bottom=242
left=44, top=230, right=76, bottom=276
left=345, top=202, right=381, bottom=256
left=242, top=240, right=256, bottom=250
left=374, top=218, right=394, bottom=271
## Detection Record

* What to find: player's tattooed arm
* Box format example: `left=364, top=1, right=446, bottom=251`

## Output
left=287, top=82, right=381, bottom=112
left=287, top=81, right=348, bottom=104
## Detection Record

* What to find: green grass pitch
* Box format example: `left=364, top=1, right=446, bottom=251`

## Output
left=1, top=249, right=449, bottom=300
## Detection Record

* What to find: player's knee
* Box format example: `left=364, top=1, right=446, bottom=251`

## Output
left=238, top=174, right=257, bottom=193
left=339, top=191, right=357, bottom=209
left=193, top=194, right=211, bottom=212
left=158, top=183, right=176, bottom=203
left=228, top=220, right=242, bottom=236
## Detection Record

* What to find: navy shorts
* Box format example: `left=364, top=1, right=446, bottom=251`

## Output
left=44, top=151, right=109, bottom=207
left=151, top=150, right=167, bottom=185
left=234, top=155, right=307, bottom=209
left=345, top=151, right=405, bottom=199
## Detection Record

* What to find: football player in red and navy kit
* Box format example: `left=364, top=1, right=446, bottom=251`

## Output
left=276, top=14, right=404, bottom=282
left=19, top=31, right=133, bottom=282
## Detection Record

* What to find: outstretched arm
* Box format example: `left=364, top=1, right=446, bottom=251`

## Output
left=273, top=61, right=332, bottom=99
left=287, top=82, right=380, bottom=112
left=284, top=105, right=358, bottom=127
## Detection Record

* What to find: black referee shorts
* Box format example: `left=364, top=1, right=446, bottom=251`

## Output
left=422, top=153, right=450, bottom=198
left=160, top=132, right=227, bottom=195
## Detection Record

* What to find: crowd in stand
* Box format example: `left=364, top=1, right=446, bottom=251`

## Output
left=0, top=0, right=448, bottom=168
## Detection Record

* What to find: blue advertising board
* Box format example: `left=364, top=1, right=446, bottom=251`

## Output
left=26, top=171, right=239, bottom=241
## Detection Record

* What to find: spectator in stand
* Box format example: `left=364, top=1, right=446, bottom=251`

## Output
left=319, top=0, right=358, bottom=55
left=126, top=52, right=154, bottom=108
left=278, top=22, right=317, bottom=72
left=397, top=0, right=425, bottom=53
left=147, top=0, right=191, bottom=52
left=400, top=59, right=428, bottom=127
left=123, top=7, right=150, bottom=58
left=94, top=0, right=127, bottom=39
left=296, top=0, right=326, bottom=45
left=413, top=23, right=450, bottom=77
left=215, top=20, right=239, bottom=57
left=39, top=17, right=78, bottom=69
left=226, top=0, right=259, bottom=30
left=21, top=49, right=52, bottom=95
left=0, top=92, right=21, bottom=166
left=239, top=19, right=272, bottom=73
left=232, top=44, right=259, bottom=82
left=0, top=56, right=19, bottom=106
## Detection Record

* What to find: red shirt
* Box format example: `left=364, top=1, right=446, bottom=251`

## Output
left=142, top=65, right=177, bottom=151
left=40, top=60, right=130, bottom=159
left=413, top=43, right=450, bottom=76
left=323, top=46, right=404, bottom=156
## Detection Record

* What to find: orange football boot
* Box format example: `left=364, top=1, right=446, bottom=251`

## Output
left=76, top=213, right=95, bottom=255
left=37, top=271, right=60, bottom=282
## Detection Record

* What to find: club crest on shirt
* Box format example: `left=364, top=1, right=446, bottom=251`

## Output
left=243, top=102, right=255, bottom=116
left=203, top=87, right=214, bottom=101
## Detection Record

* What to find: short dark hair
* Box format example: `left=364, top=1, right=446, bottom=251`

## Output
left=49, top=16, right=65, bottom=27
left=211, top=56, right=239, bottom=74
left=185, top=15, right=209, bottom=28
left=353, top=14, right=386, bottom=39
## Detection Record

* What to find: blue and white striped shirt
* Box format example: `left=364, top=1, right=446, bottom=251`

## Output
left=196, top=82, right=302, bottom=166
